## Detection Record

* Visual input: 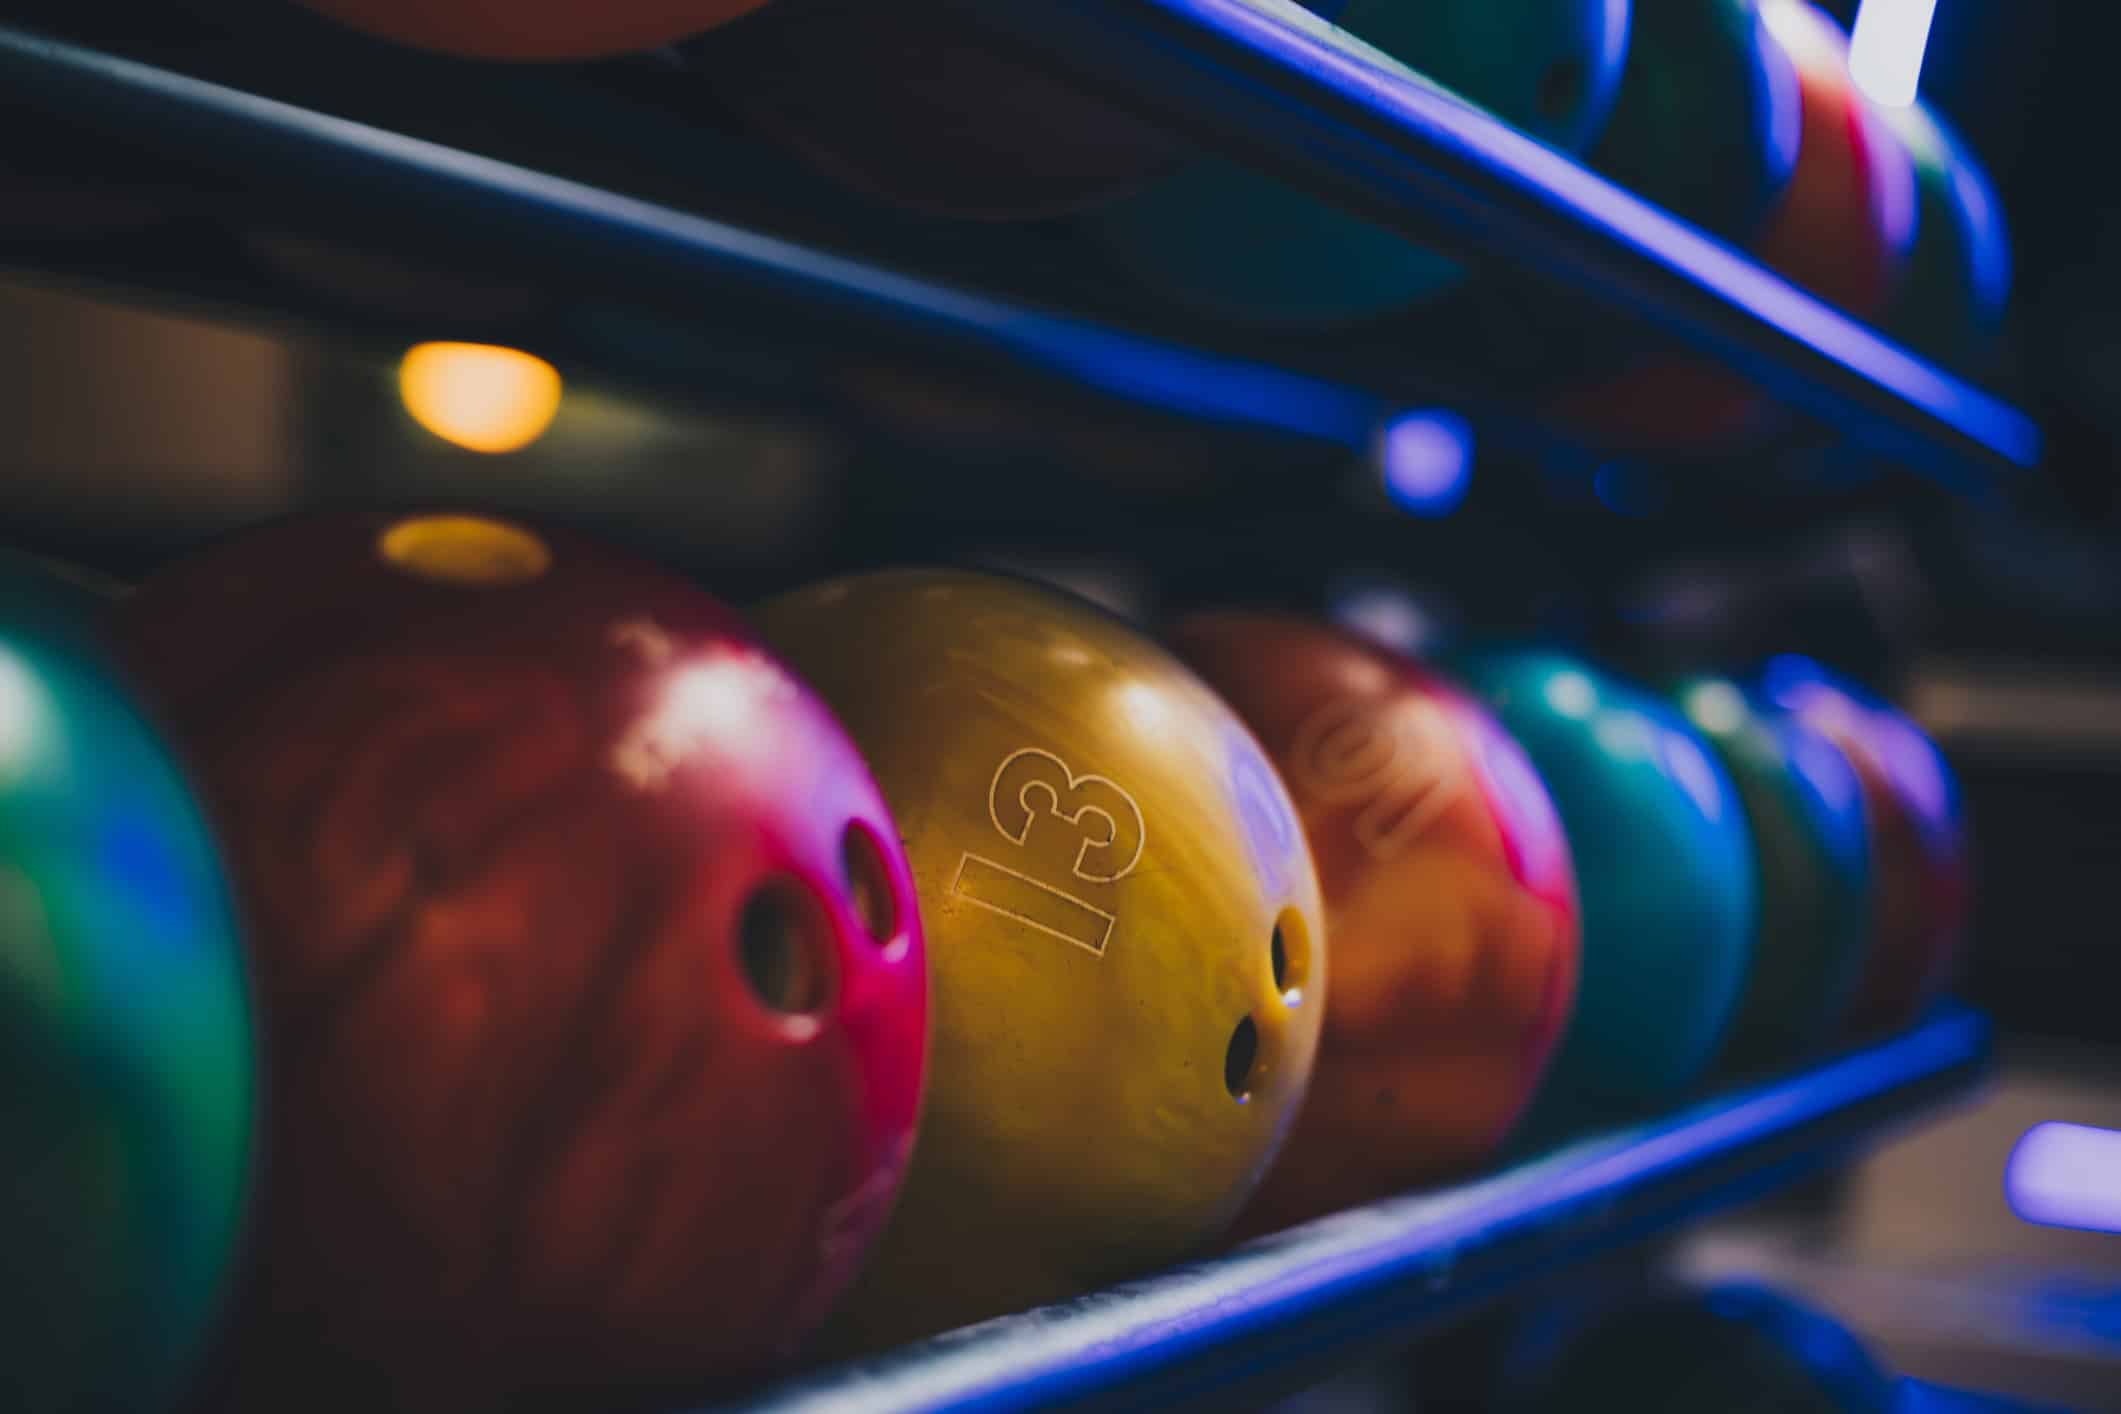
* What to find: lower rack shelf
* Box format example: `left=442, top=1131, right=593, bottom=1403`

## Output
left=721, top=1005, right=1992, bottom=1413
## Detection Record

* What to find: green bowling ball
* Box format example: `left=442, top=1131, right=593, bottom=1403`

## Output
left=1446, top=650, right=1755, bottom=1128
left=1592, top=0, right=1802, bottom=243
left=1672, top=676, right=1873, bottom=1074
left=1878, top=101, right=2011, bottom=371
left=0, top=557, right=254, bottom=1413
left=1513, top=1282, right=1900, bottom=1413
left=1084, top=0, right=1631, bottom=325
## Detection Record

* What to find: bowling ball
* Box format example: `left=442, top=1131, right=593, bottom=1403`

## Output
left=1671, top=676, right=1872, bottom=1073
left=1447, top=650, right=1755, bottom=1126
left=1759, top=656, right=1968, bottom=1035
left=1550, top=0, right=1911, bottom=456
left=112, top=513, right=926, bottom=1410
left=289, top=0, right=768, bottom=59
left=1877, top=102, right=2012, bottom=371
left=1511, top=1282, right=1900, bottom=1413
left=1082, top=0, right=1630, bottom=324
left=754, top=570, right=1325, bottom=1347
left=1754, top=0, right=1917, bottom=317
left=687, top=0, right=1189, bottom=220
left=1319, top=0, right=1633, bottom=156
left=1592, top=0, right=1801, bottom=246
left=1168, top=612, right=1578, bottom=1227
left=0, top=555, right=254, bottom=1414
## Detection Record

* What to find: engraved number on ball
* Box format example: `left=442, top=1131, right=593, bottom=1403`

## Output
left=951, top=748, right=1146, bottom=957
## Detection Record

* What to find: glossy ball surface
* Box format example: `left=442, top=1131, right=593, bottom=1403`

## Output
left=113, top=513, right=926, bottom=1410
left=1539, top=0, right=1800, bottom=455
left=688, top=0, right=1187, bottom=219
left=1085, top=0, right=1630, bottom=324
left=1448, top=650, right=1755, bottom=1125
left=1877, top=101, right=2012, bottom=370
left=1672, top=676, right=1873, bottom=1073
left=1323, top=0, right=1632, bottom=154
left=1592, top=0, right=1801, bottom=246
left=755, top=570, right=1325, bottom=1347
left=1170, top=612, right=1577, bottom=1226
left=0, top=556, right=254, bottom=1414
left=1754, top=0, right=1917, bottom=317
left=1760, top=656, right=1967, bottom=1035
left=1515, top=1282, right=1900, bottom=1413
left=290, top=0, right=769, bottom=59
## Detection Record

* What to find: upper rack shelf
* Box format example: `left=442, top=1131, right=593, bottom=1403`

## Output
left=0, top=0, right=2041, bottom=503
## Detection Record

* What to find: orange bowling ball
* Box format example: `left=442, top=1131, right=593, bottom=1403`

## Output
left=1170, top=613, right=1579, bottom=1231
left=290, top=0, right=769, bottom=60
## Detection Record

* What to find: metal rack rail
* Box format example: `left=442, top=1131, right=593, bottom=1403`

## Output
left=724, top=1007, right=1992, bottom=1413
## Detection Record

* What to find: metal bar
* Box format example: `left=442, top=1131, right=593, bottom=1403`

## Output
left=724, top=1007, right=1991, bottom=1412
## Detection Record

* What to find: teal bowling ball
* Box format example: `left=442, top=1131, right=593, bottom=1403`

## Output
left=1512, top=1282, right=1900, bottom=1412
left=1592, top=0, right=1802, bottom=243
left=1672, top=676, right=1873, bottom=1074
left=1878, top=101, right=2011, bottom=371
left=1320, top=0, right=1632, bottom=155
left=1081, top=158, right=1463, bottom=326
left=0, top=557, right=254, bottom=1413
left=1447, top=650, right=1755, bottom=1125
left=1084, top=0, right=1631, bottom=325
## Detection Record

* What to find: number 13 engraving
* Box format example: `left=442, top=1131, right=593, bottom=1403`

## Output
left=950, top=748, right=1146, bottom=957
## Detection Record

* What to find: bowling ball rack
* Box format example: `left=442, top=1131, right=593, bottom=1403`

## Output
left=724, top=1008, right=1990, bottom=1412
left=0, top=0, right=2035, bottom=533
left=0, top=0, right=2023, bottom=1407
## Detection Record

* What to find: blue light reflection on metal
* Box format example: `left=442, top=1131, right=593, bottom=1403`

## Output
left=2007, top=1122, right=2121, bottom=1235
left=726, top=1007, right=1990, bottom=1413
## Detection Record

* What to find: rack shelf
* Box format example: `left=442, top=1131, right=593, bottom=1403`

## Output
left=0, top=2, right=2038, bottom=504
left=968, top=0, right=2040, bottom=492
left=721, top=1006, right=1991, bottom=1413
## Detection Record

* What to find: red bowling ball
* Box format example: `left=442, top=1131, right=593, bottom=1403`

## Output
left=112, top=512, right=926, bottom=1411
left=1754, top=0, right=1916, bottom=317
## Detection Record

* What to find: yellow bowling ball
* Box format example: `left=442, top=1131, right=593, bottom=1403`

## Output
left=754, top=569, right=1326, bottom=1348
